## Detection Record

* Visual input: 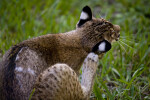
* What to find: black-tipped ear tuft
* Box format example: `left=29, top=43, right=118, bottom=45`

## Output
left=92, top=40, right=111, bottom=53
left=77, top=6, right=92, bottom=27
left=82, top=6, right=92, bottom=19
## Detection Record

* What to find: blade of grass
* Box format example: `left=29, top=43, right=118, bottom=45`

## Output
left=29, top=88, right=35, bottom=100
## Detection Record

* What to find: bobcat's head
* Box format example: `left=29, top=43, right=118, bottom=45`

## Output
left=76, top=6, right=120, bottom=54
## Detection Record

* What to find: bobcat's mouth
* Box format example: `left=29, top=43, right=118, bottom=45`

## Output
left=114, top=33, right=120, bottom=42
left=115, top=37, right=120, bottom=41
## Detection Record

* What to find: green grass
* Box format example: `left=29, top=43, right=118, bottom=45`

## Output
left=0, top=0, right=150, bottom=99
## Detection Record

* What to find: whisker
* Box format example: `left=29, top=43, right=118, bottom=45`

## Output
left=118, top=41, right=133, bottom=58
left=120, top=37, right=137, bottom=42
left=104, top=12, right=108, bottom=19
left=117, top=42, right=128, bottom=54
left=120, top=36, right=131, bottom=38
left=120, top=37, right=135, bottom=41
left=120, top=38, right=139, bottom=44
left=120, top=37, right=133, bottom=40
left=99, top=14, right=102, bottom=18
left=119, top=40, right=134, bottom=49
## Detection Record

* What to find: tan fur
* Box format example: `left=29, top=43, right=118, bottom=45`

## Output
left=0, top=7, right=120, bottom=100
left=31, top=53, right=99, bottom=100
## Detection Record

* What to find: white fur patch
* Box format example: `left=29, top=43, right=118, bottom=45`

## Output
left=27, top=68, right=35, bottom=75
left=15, top=67, right=23, bottom=72
left=98, top=42, right=106, bottom=52
left=80, top=11, right=88, bottom=20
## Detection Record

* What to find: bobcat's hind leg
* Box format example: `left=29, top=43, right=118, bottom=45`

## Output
left=31, top=53, right=99, bottom=100
left=31, top=64, right=85, bottom=100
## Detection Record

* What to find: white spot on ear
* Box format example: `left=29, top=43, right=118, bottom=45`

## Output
left=27, top=68, right=35, bottom=75
left=15, top=67, right=23, bottom=72
left=98, top=42, right=106, bottom=52
left=80, top=11, right=88, bottom=20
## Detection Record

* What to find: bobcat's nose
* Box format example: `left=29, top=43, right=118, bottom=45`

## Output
left=113, top=25, right=120, bottom=41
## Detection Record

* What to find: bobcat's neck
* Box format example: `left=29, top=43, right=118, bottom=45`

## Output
left=57, top=30, right=84, bottom=50
left=56, top=30, right=88, bottom=72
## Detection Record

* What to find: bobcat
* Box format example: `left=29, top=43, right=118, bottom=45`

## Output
left=0, top=6, right=120, bottom=100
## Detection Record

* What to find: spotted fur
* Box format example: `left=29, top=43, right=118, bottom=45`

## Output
left=31, top=53, right=98, bottom=100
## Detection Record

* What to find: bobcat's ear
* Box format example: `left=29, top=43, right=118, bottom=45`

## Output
left=77, top=6, right=92, bottom=27
left=92, top=40, right=111, bottom=53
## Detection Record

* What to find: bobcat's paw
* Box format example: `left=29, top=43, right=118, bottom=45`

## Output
left=83, top=52, right=99, bottom=68
left=87, top=52, right=98, bottom=62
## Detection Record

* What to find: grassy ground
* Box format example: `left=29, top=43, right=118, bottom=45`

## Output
left=0, top=0, right=150, bottom=99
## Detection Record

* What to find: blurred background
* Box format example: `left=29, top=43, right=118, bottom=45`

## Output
left=0, top=0, right=150, bottom=99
